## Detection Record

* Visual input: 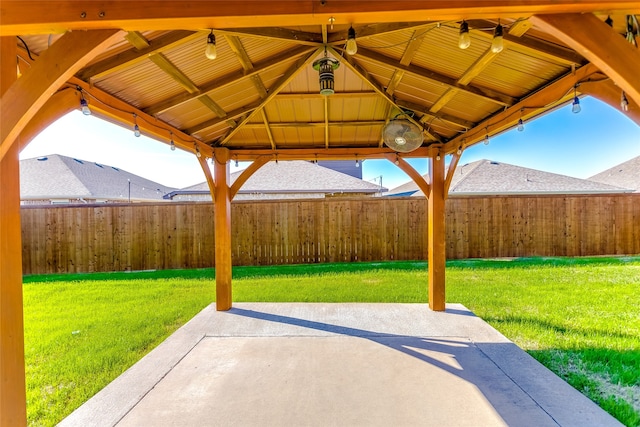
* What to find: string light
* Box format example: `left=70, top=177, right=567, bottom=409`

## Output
left=517, top=109, right=524, bottom=132
left=621, top=91, right=629, bottom=112
left=205, top=30, right=217, bottom=60
left=395, top=155, right=400, bottom=165
left=170, top=132, right=176, bottom=151
left=458, top=21, right=471, bottom=49
left=235, top=157, right=239, bottom=167
left=77, top=87, right=91, bottom=115
left=133, top=114, right=141, bottom=137
left=355, top=158, right=360, bottom=168
left=436, top=152, right=441, bottom=161
left=457, top=147, right=462, bottom=155
left=572, top=85, right=581, bottom=114
left=491, top=21, right=504, bottom=53
left=195, top=145, right=202, bottom=158
left=346, top=26, right=358, bottom=55
left=484, top=128, right=490, bottom=145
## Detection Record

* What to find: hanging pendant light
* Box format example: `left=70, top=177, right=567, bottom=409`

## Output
left=491, top=22, right=504, bottom=53
left=312, top=49, right=340, bottom=96
left=459, top=21, right=471, bottom=49
left=346, top=26, right=358, bottom=55
left=205, top=30, right=217, bottom=60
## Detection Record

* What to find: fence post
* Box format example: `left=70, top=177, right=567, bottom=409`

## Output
left=428, top=155, right=446, bottom=311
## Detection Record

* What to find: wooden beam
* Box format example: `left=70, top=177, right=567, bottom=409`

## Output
left=215, top=27, right=322, bottom=45
left=144, top=46, right=314, bottom=116
left=508, top=18, right=533, bottom=37
left=230, top=146, right=439, bottom=161
left=428, top=155, right=446, bottom=311
left=332, top=46, right=443, bottom=143
left=1, top=29, right=122, bottom=162
left=77, top=30, right=199, bottom=81
left=3, top=1, right=640, bottom=35
left=328, top=22, right=435, bottom=44
left=383, top=153, right=431, bottom=196
left=230, top=155, right=271, bottom=199
left=1, top=35, right=26, bottom=427
left=398, top=99, right=475, bottom=130
left=261, top=110, right=276, bottom=149
left=242, top=120, right=385, bottom=129
left=69, top=77, right=212, bottom=158
left=197, top=95, right=228, bottom=119
left=430, top=46, right=501, bottom=114
left=213, top=148, right=232, bottom=311
left=531, top=13, right=640, bottom=107
left=354, top=47, right=517, bottom=107
left=224, top=35, right=268, bottom=98
left=386, top=28, right=426, bottom=96
left=580, top=79, right=640, bottom=126
left=444, top=152, right=462, bottom=195
left=275, top=91, right=377, bottom=100
left=219, top=48, right=322, bottom=145
left=443, top=62, right=600, bottom=153
left=148, top=53, right=199, bottom=93
left=124, top=30, right=150, bottom=49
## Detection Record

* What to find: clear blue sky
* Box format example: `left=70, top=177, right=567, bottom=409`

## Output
left=20, top=96, right=640, bottom=190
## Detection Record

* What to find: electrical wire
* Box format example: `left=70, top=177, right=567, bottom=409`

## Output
left=16, top=36, right=34, bottom=60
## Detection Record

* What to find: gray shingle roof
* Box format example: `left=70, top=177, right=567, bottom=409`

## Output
left=588, top=156, right=640, bottom=192
left=182, top=161, right=386, bottom=194
left=386, top=159, right=631, bottom=197
left=20, top=154, right=176, bottom=202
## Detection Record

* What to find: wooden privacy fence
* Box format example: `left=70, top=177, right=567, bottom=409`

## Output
left=20, top=194, right=640, bottom=275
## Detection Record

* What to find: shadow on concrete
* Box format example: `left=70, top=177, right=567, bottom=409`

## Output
left=227, top=307, right=549, bottom=427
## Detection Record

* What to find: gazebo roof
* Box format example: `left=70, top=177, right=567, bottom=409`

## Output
left=6, top=2, right=640, bottom=162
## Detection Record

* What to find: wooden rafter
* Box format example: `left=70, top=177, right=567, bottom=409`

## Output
left=148, top=53, right=199, bottom=93
left=243, top=121, right=385, bottom=129
left=215, top=27, right=322, bottom=45
left=77, top=30, right=199, bottom=81
left=144, top=46, right=315, bottom=116
left=386, top=28, right=426, bottom=96
left=354, top=47, right=516, bottom=107
left=443, top=62, right=600, bottom=153
left=331, top=46, right=443, bottom=143
left=224, top=34, right=268, bottom=98
left=429, top=46, right=501, bottom=114
left=276, top=91, right=377, bottom=100
left=261, top=110, right=276, bottom=149
left=395, top=99, right=475, bottom=130
left=125, top=31, right=151, bottom=49
left=218, top=48, right=322, bottom=145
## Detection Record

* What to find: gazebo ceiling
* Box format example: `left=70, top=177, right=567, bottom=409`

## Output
left=6, top=2, right=640, bottom=160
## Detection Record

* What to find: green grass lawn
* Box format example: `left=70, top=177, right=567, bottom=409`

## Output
left=23, top=257, right=640, bottom=426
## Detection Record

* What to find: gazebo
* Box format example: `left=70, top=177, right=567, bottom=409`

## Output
left=1, top=2, right=639, bottom=424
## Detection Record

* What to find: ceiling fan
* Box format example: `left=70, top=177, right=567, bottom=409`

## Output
left=382, top=113, right=424, bottom=153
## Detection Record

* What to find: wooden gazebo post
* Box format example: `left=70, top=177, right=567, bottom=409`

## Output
left=428, top=155, right=446, bottom=311
left=213, top=148, right=232, bottom=311
left=0, top=36, right=27, bottom=427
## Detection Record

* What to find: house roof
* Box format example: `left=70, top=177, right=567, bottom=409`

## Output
left=180, top=160, right=385, bottom=195
left=386, top=159, right=631, bottom=196
left=9, top=3, right=639, bottom=164
left=588, top=156, right=640, bottom=192
left=20, top=154, right=176, bottom=202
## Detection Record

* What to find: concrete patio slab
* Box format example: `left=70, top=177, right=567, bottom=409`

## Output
left=60, top=303, right=622, bottom=427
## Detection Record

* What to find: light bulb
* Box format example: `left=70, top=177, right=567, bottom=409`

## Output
left=355, top=159, right=360, bottom=168
left=346, top=26, right=358, bottom=55
left=133, top=124, right=141, bottom=137
left=195, top=147, right=202, bottom=158
left=484, top=135, right=489, bottom=145
left=205, top=31, right=217, bottom=60
left=170, top=138, right=176, bottom=151
left=436, top=154, right=441, bottom=161
left=457, top=147, right=462, bottom=155
left=491, top=24, right=504, bottom=53
left=572, top=96, right=581, bottom=114
left=235, top=159, right=239, bottom=167
left=621, top=92, right=629, bottom=112
left=80, top=98, right=91, bottom=116
left=458, top=21, right=471, bottom=49
left=517, top=118, right=524, bottom=132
